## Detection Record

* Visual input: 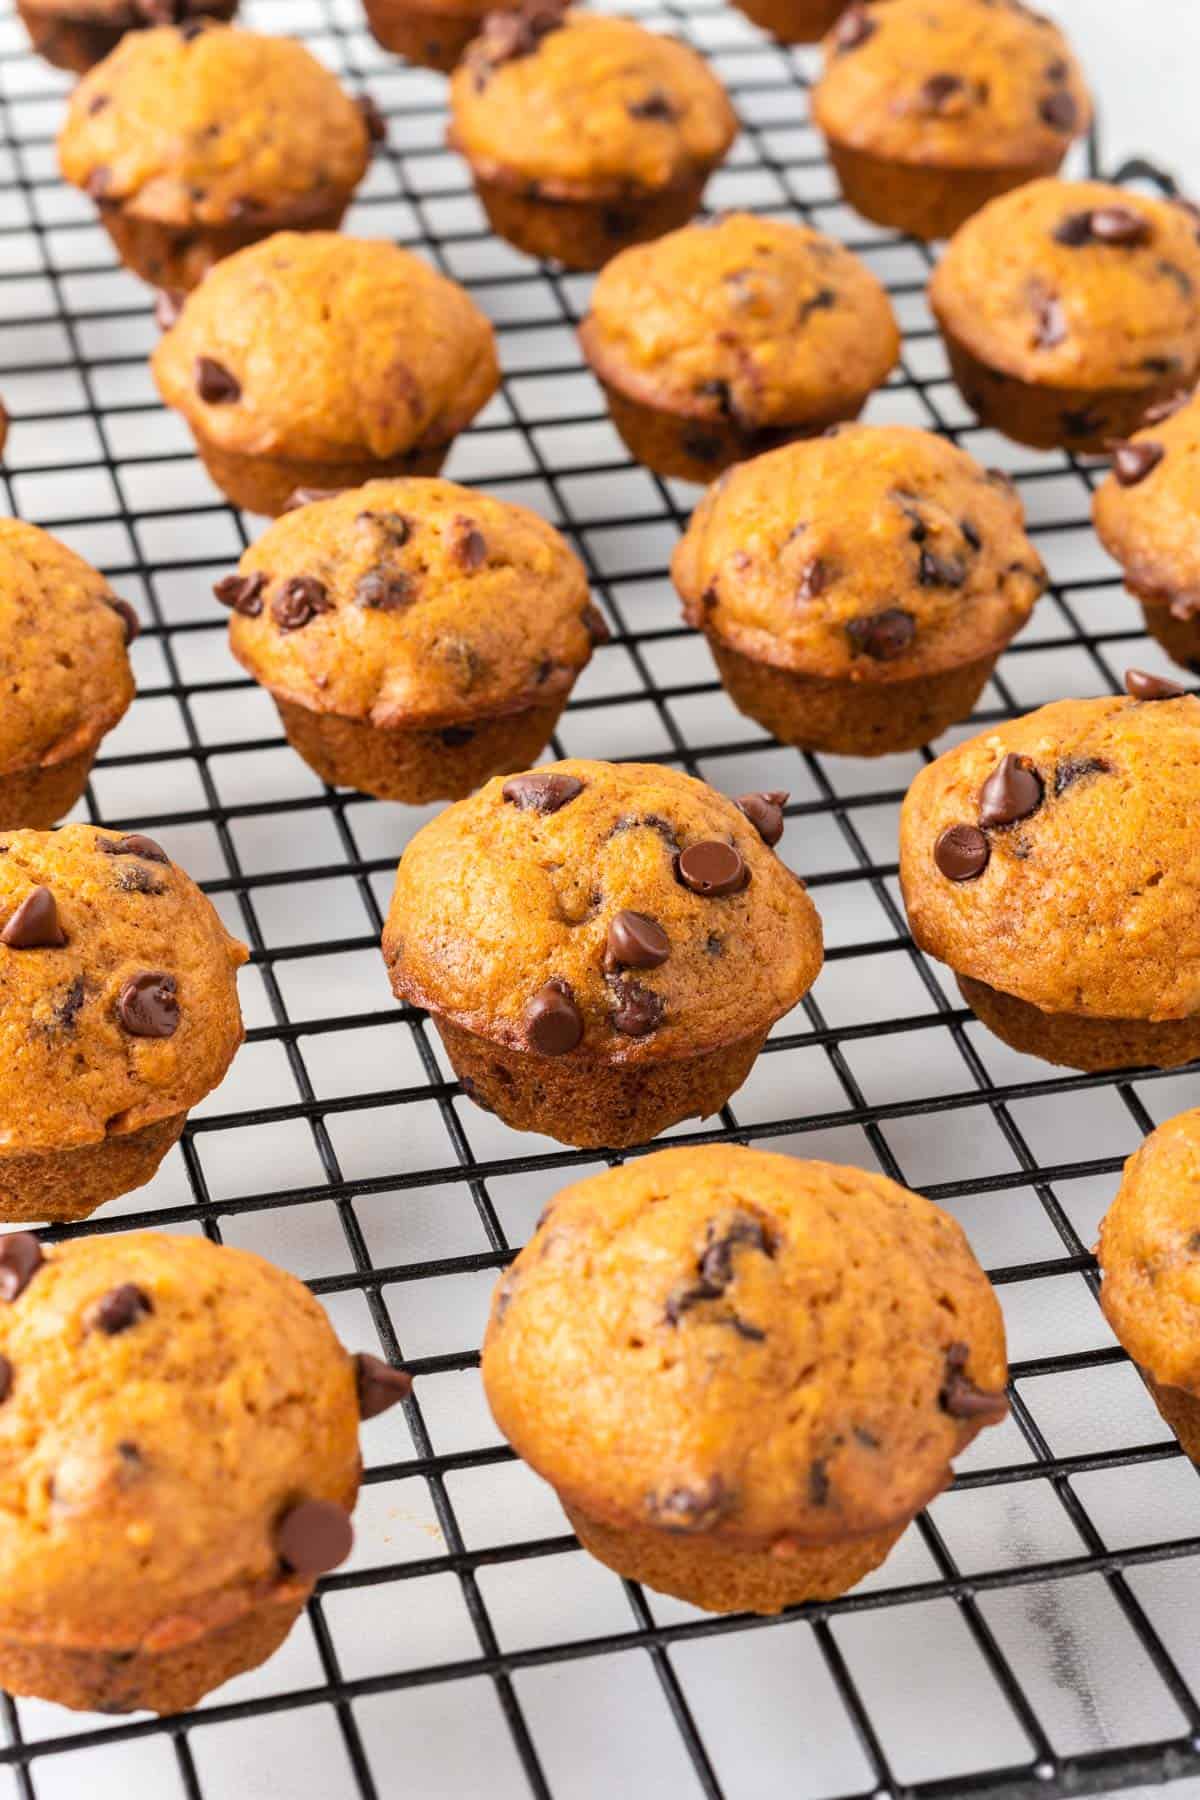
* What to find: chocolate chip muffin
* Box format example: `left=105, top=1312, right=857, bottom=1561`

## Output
left=58, top=24, right=375, bottom=293
left=1093, top=386, right=1200, bottom=672
left=672, top=424, right=1045, bottom=756
left=1098, top=1108, right=1200, bottom=1462
left=448, top=3, right=738, bottom=270
left=19, top=0, right=235, bottom=75
left=730, top=0, right=845, bottom=47
left=383, top=763, right=822, bottom=1147
left=0, top=519, right=137, bottom=831
left=216, top=480, right=598, bottom=804
left=363, top=0, right=520, bottom=72
left=0, top=825, right=247, bottom=1222
left=151, top=233, right=500, bottom=516
left=483, top=1144, right=1007, bottom=1613
left=812, top=0, right=1090, bottom=241
left=0, top=1230, right=410, bottom=1714
left=899, top=674, right=1200, bottom=1071
left=930, top=180, right=1200, bottom=453
left=578, top=212, right=900, bottom=483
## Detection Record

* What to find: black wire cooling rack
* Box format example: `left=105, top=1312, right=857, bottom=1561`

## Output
left=0, top=1, right=1199, bottom=1795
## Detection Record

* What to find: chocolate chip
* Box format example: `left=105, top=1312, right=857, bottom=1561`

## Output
left=98, top=833, right=169, bottom=863
left=846, top=607, right=915, bottom=660
left=0, top=1233, right=43, bottom=1302
left=502, top=772, right=583, bottom=814
left=667, top=1213, right=774, bottom=1325
left=451, top=518, right=487, bottom=571
left=676, top=841, right=748, bottom=897
left=213, top=572, right=265, bottom=617
left=918, top=72, right=966, bottom=113
left=355, top=571, right=414, bottom=611
left=52, top=974, right=86, bottom=1033
left=285, top=487, right=345, bottom=511
left=979, top=755, right=1043, bottom=828
left=87, top=93, right=109, bottom=115
left=1112, top=440, right=1165, bottom=486
left=154, top=288, right=184, bottom=331
left=115, top=865, right=165, bottom=897
left=919, top=549, right=968, bottom=587
left=106, top=597, right=140, bottom=644
left=1, top=887, right=66, bottom=949
left=277, top=1498, right=355, bottom=1575
left=0, top=1357, right=11, bottom=1403
left=627, top=89, right=676, bottom=120
left=1090, top=206, right=1152, bottom=246
left=526, top=979, right=582, bottom=1055
left=1039, top=90, right=1077, bottom=132
left=939, top=1342, right=1008, bottom=1422
left=354, top=1352, right=412, bottom=1419
left=961, top=519, right=982, bottom=552
left=833, top=3, right=875, bottom=51
left=1053, top=756, right=1110, bottom=794
left=272, top=577, right=332, bottom=634
left=583, top=603, right=611, bottom=645
left=357, top=94, right=387, bottom=143
left=92, top=1283, right=152, bottom=1335
left=797, top=286, right=836, bottom=322
left=798, top=557, right=830, bottom=601
left=358, top=509, right=412, bottom=544
left=934, top=824, right=989, bottom=881
left=117, top=971, right=179, bottom=1038
left=606, top=910, right=669, bottom=969
left=1031, top=287, right=1067, bottom=349
left=808, top=1459, right=830, bottom=1506
left=735, top=790, right=787, bottom=847
left=194, top=356, right=240, bottom=403
left=1053, top=209, right=1095, bottom=247
left=1125, top=667, right=1185, bottom=700
left=608, top=976, right=663, bottom=1038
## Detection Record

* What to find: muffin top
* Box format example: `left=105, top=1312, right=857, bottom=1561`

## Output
left=0, top=1232, right=360, bottom=1647
left=150, top=234, right=500, bottom=464
left=34, top=0, right=233, bottom=19
left=58, top=24, right=371, bottom=228
left=449, top=7, right=738, bottom=196
left=0, top=519, right=136, bottom=781
left=1093, top=387, right=1200, bottom=610
left=0, top=825, right=247, bottom=1153
left=813, top=0, right=1089, bottom=171
left=483, top=1145, right=1007, bottom=1545
left=578, top=213, right=900, bottom=428
left=1098, top=1109, right=1200, bottom=1393
left=930, top=180, right=1200, bottom=393
left=220, top=479, right=596, bottom=730
left=899, top=688, right=1200, bottom=1022
left=672, top=424, right=1045, bottom=682
left=383, top=760, right=822, bottom=1065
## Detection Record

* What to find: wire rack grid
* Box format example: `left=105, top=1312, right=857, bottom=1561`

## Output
left=0, top=1, right=1198, bottom=1796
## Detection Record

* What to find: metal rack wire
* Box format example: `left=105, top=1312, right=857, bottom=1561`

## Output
left=0, top=0, right=1197, bottom=1794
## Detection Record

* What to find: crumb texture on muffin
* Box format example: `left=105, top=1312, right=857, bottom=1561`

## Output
left=1098, top=1108, right=1200, bottom=1393
left=1093, top=386, right=1200, bottom=606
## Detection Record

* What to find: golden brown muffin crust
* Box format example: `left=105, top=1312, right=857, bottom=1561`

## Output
left=579, top=213, right=900, bottom=427
left=1093, top=387, right=1200, bottom=611
left=813, top=0, right=1090, bottom=170
left=58, top=24, right=370, bottom=227
left=672, top=424, right=1045, bottom=682
left=383, top=760, right=822, bottom=1065
left=0, top=520, right=135, bottom=779
left=1098, top=1109, right=1200, bottom=1393
left=483, top=1145, right=1007, bottom=1545
left=0, top=825, right=247, bottom=1152
left=223, top=479, right=594, bottom=729
left=449, top=9, right=737, bottom=198
left=930, top=181, right=1200, bottom=393
left=0, top=1232, right=359, bottom=1648
left=150, top=233, right=500, bottom=464
left=899, top=693, right=1200, bottom=1022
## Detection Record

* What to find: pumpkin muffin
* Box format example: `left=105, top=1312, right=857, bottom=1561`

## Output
left=383, top=762, right=822, bottom=1147
left=930, top=180, right=1200, bottom=453
left=899, top=676, right=1200, bottom=1071
left=448, top=4, right=738, bottom=270
left=151, top=233, right=500, bottom=515
left=216, top=480, right=599, bottom=804
left=812, top=0, right=1090, bottom=241
left=1098, top=1108, right=1200, bottom=1462
left=731, top=0, right=845, bottom=47
left=483, top=1145, right=1007, bottom=1613
left=578, top=213, right=900, bottom=482
left=19, top=0, right=236, bottom=75
left=672, top=424, right=1045, bottom=756
left=363, top=0, right=520, bottom=73
left=1093, top=386, right=1200, bottom=671
left=58, top=24, right=375, bottom=293
left=0, top=519, right=137, bottom=831
left=0, top=825, right=247, bottom=1222
left=0, top=1230, right=410, bottom=1714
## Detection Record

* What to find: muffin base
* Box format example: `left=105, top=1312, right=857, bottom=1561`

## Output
left=732, top=0, right=844, bottom=45
left=0, top=746, right=96, bottom=831
left=435, top=1016, right=767, bottom=1148
left=100, top=197, right=350, bottom=294
left=362, top=0, right=491, bottom=69
left=191, top=434, right=450, bottom=517
left=707, top=638, right=997, bottom=756
left=472, top=168, right=711, bottom=271
left=600, top=379, right=861, bottom=484
left=17, top=0, right=236, bottom=72
left=958, top=976, right=1200, bottom=1073
left=940, top=330, right=1178, bottom=454
left=273, top=695, right=569, bottom=804
left=826, top=141, right=1063, bottom=242
left=565, top=1504, right=905, bottom=1614
left=1137, top=600, right=1200, bottom=674
left=1143, top=1374, right=1200, bottom=1463
left=0, top=1112, right=186, bottom=1223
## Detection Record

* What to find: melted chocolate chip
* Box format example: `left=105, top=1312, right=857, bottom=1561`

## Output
left=1112, top=440, right=1165, bottom=486
left=213, top=572, right=265, bottom=617
left=646, top=1477, right=729, bottom=1532
left=797, top=286, right=836, bottom=323
left=117, top=971, right=179, bottom=1038
left=98, top=833, right=169, bottom=863
left=918, top=71, right=966, bottom=113
left=115, top=865, right=165, bottom=897
left=606, top=910, right=669, bottom=970
left=961, top=519, right=982, bottom=552
left=154, top=288, right=184, bottom=331
left=1, top=887, right=66, bottom=949
left=502, top=772, right=583, bottom=814
left=355, top=570, right=414, bottom=611
left=452, top=518, right=487, bottom=570
left=676, top=840, right=748, bottom=897
left=735, top=790, right=787, bottom=847
left=0, top=1357, right=11, bottom=1403
left=667, top=1214, right=773, bottom=1327
left=358, top=509, right=412, bottom=544
left=194, top=356, right=240, bottom=403
left=272, top=577, right=332, bottom=634
left=1031, top=287, right=1067, bottom=349
left=846, top=607, right=915, bottom=660
left=809, top=1459, right=830, bottom=1506
left=1039, top=89, right=1078, bottom=132
left=833, top=3, right=875, bottom=51
left=92, top=1283, right=152, bottom=1335
left=357, top=94, right=387, bottom=143
left=584, top=603, right=611, bottom=646
left=1125, top=667, right=1185, bottom=701
left=627, top=89, right=676, bottom=120
left=934, top=825, right=989, bottom=881
left=1052, top=210, right=1095, bottom=250
left=979, top=755, right=1043, bottom=829
left=0, top=1233, right=43, bottom=1302
left=526, top=979, right=583, bottom=1055
left=473, top=0, right=564, bottom=71
left=919, top=549, right=968, bottom=587
left=798, top=557, right=830, bottom=601
left=1053, top=756, right=1110, bottom=795
left=608, top=976, right=664, bottom=1038
left=355, top=1352, right=412, bottom=1419
left=106, top=597, right=140, bottom=644
left=277, top=1498, right=355, bottom=1575
left=939, top=1342, right=1008, bottom=1422
left=52, top=974, right=86, bottom=1033
left=1090, top=206, right=1152, bottom=246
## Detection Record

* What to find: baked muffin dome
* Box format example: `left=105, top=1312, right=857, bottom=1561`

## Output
left=1099, top=1109, right=1200, bottom=1395
left=18, top=0, right=237, bottom=76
